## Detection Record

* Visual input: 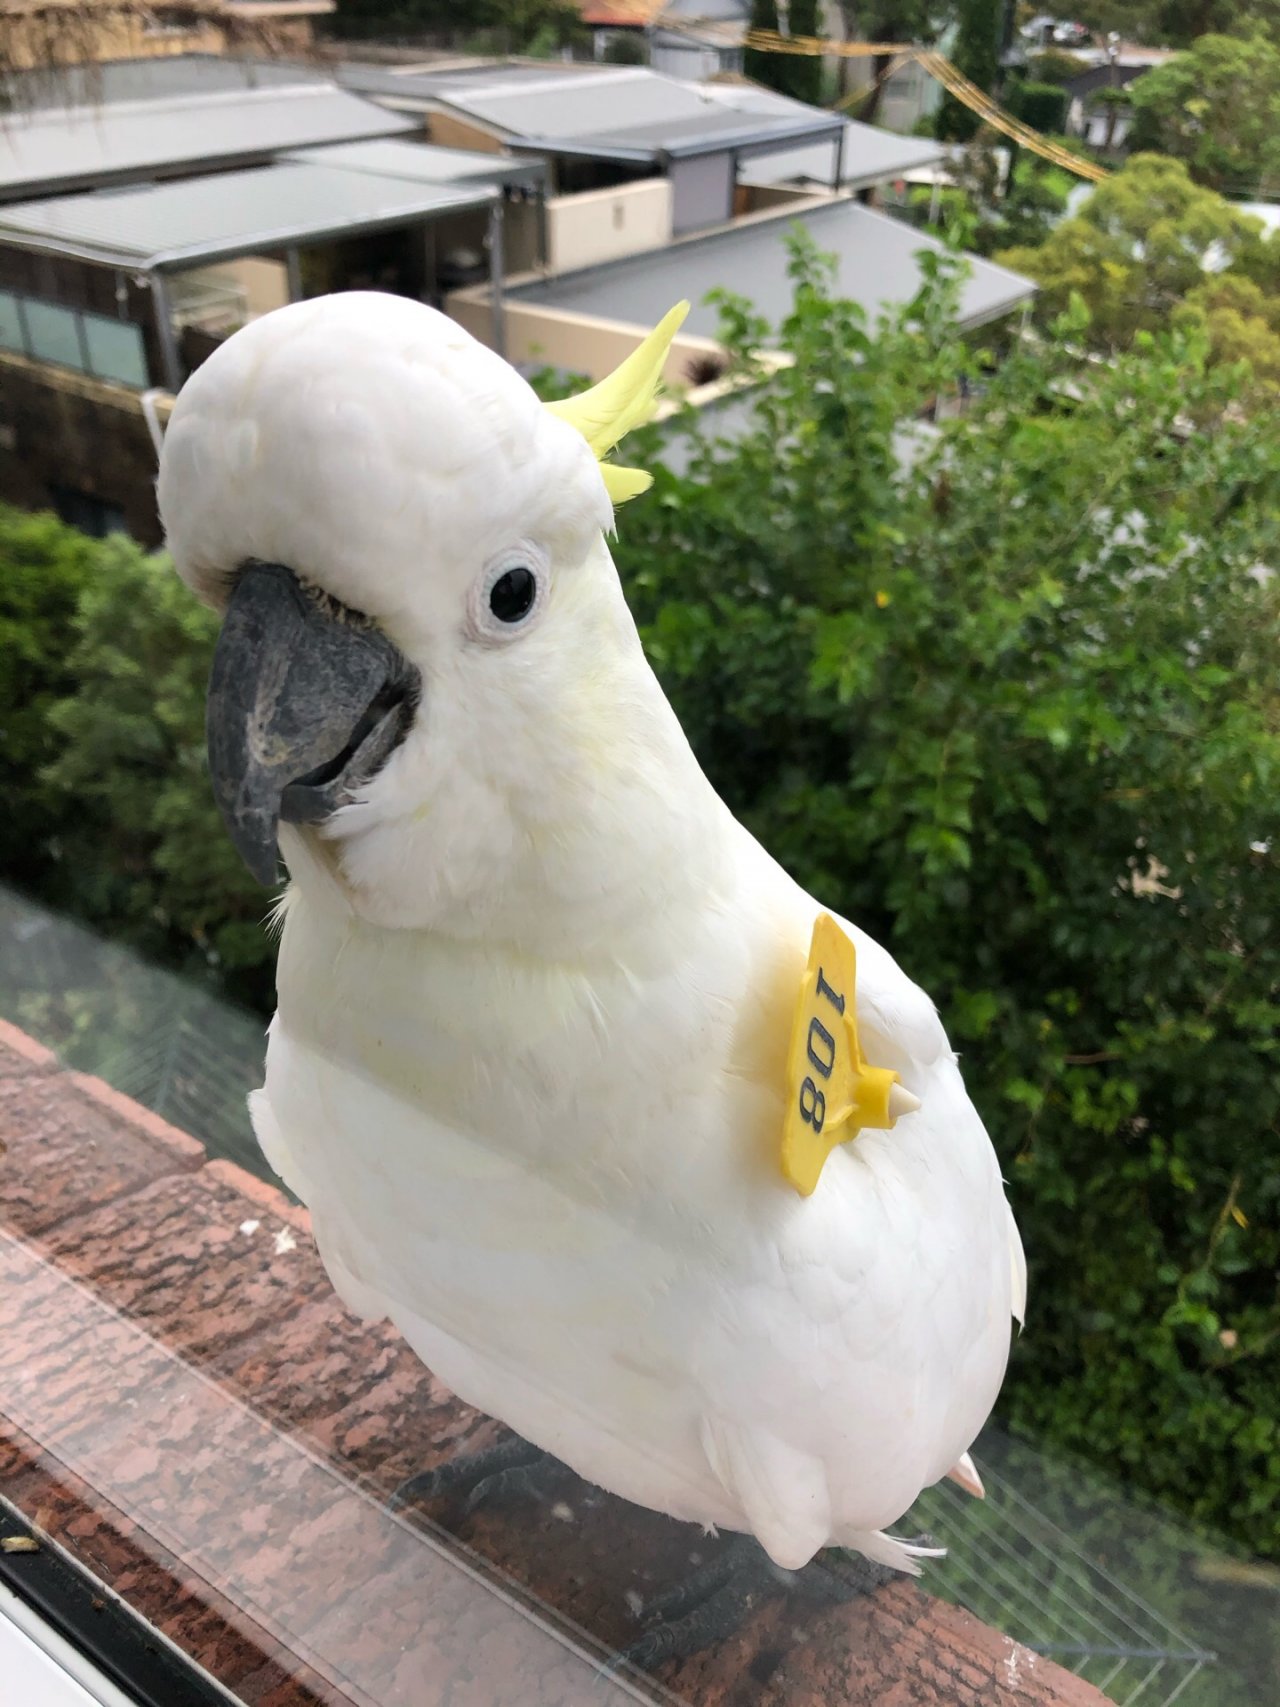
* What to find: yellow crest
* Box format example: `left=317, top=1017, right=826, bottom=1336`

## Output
left=544, top=301, right=689, bottom=505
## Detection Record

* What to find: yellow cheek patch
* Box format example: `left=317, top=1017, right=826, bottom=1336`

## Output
left=781, top=914, right=912, bottom=1197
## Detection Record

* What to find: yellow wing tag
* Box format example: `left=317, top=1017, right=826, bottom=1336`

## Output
left=781, top=914, right=906, bottom=1197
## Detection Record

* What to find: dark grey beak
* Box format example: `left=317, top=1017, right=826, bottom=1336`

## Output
left=207, top=562, right=418, bottom=885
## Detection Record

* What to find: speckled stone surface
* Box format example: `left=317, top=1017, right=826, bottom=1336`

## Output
left=0, top=1023, right=1107, bottom=1707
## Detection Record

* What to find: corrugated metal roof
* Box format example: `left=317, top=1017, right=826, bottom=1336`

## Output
left=341, top=61, right=841, bottom=162
left=528, top=105, right=843, bottom=164
left=285, top=137, right=546, bottom=189
left=697, top=82, right=947, bottom=188
left=0, top=85, right=415, bottom=200
left=508, top=200, right=1034, bottom=334
left=0, top=52, right=327, bottom=109
left=0, top=161, right=497, bottom=270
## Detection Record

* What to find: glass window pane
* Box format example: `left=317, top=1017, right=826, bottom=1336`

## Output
left=22, top=298, right=85, bottom=370
left=0, top=290, right=23, bottom=354
left=83, top=312, right=148, bottom=388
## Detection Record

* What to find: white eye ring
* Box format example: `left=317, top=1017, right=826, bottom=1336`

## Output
left=466, top=544, right=549, bottom=643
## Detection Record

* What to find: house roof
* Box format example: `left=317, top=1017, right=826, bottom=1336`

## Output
left=340, top=61, right=842, bottom=164
left=508, top=199, right=1035, bottom=335
left=284, top=137, right=547, bottom=191
left=576, top=0, right=668, bottom=21
left=0, top=83, right=415, bottom=201
left=696, top=82, right=948, bottom=189
left=0, top=160, right=498, bottom=272
left=0, top=51, right=328, bottom=110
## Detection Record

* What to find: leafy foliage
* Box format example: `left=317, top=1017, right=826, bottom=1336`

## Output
left=1028, top=48, right=1090, bottom=86
left=998, top=152, right=1265, bottom=350
left=31, top=534, right=279, bottom=1008
left=936, top=0, right=1002, bottom=139
left=743, top=0, right=823, bottom=103
left=1004, top=78, right=1069, bottom=136
left=0, top=507, right=94, bottom=885
left=615, top=235, right=1280, bottom=1556
left=1176, top=273, right=1280, bottom=405
left=1071, top=0, right=1280, bottom=46
left=912, top=145, right=1078, bottom=260
left=330, top=0, right=584, bottom=50
left=1127, top=29, right=1280, bottom=197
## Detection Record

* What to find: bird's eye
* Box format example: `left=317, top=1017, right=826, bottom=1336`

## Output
left=468, top=546, right=548, bottom=643
left=489, top=566, right=536, bottom=624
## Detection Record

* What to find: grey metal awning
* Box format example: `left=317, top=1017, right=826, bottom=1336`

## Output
left=340, top=61, right=844, bottom=168
left=696, top=81, right=948, bottom=189
left=0, top=161, right=500, bottom=271
left=507, top=200, right=1035, bottom=335
left=506, top=109, right=844, bottom=166
left=284, top=138, right=546, bottom=191
left=0, top=84, right=415, bottom=201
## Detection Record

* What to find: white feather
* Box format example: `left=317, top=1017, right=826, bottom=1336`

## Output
left=161, top=294, right=1026, bottom=1574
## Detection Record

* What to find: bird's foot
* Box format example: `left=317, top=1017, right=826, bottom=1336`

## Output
left=614, top=1533, right=925, bottom=1675
left=388, top=1433, right=570, bottom=1519
left=388, top=1432, right=543, bottom=1512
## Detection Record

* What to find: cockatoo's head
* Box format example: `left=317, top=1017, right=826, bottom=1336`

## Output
left=160, top=292, right=701, bottom=941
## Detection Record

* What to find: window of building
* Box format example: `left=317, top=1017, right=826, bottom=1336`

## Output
left=21, top=299, right=84, bottom=371
left=81, top=313, right=148, bottom=388
left=0, top=289, right=151, bottom=388
left=50, top=484, right=127, bottom=539
left=0, top=291, right=23, bottom=354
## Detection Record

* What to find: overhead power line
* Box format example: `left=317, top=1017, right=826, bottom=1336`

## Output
left=740, top=28, right=1110, bottom=183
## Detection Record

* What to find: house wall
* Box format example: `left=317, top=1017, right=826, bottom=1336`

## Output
left=650, top=36, right=727, bottom=82
left=546, top=179, right=672, bottom=273
left=424, top=111, right=507, bottom=154
left=502, top=199, right=542, bottom=275
left=737, top=181, right=828, bottom=214
left=0, top=352, right=172, bottom=545
left=668, top=151, right=735, bottom=234
left=445, top=291, right=723, bottom=387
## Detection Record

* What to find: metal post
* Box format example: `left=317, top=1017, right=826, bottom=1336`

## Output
left=285, top=247, right=303, bottom=303
left=422, top=220, right=437, bottom=307
left=487, top=199, right=507, bottom=360
left=832, top=124, right=845, bottom=192
left=149, top=272, right=182, bottom=393
left=537, top=184, right=549, bottom=273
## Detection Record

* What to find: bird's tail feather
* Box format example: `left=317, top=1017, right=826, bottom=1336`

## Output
left=839, top=1529, right=947, bottom=1576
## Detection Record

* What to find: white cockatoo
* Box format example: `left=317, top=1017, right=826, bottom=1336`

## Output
left=159, top=292, right=1025, bottom=1593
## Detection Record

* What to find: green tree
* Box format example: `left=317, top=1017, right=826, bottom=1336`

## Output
left=1176, top=272, right=1280, bottom=403
left=832, top=2, right=955, bottom=120
left=937, top=0, right=1003, bottom=139
left=1028, top=48, right=1088, bottom=85
left=744, top=0, right=824, bottom=103
left=998, top=152, right=1261, bottom=349
left=41, top=537, right=278, bottom=1008
left=1072, top=0, right=1280, bottom=45
left=1003, top=77, right=1069, bottom=134
left=744, top=0, right=783, bottom=88
left=1087, top=81, right=1132, bottom=152
left=0, top=507, right=94, bottom=886
left=331, top=0, right=583, bottom=50
left=1128, top=29, right=1280, bottom=196
left=781, top=0, right=823, bottom=104
left=622, top=234, right=1280, bottom=1554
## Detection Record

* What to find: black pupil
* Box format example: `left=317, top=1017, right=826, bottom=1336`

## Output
left=489, top=566, right=536, bottom=624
